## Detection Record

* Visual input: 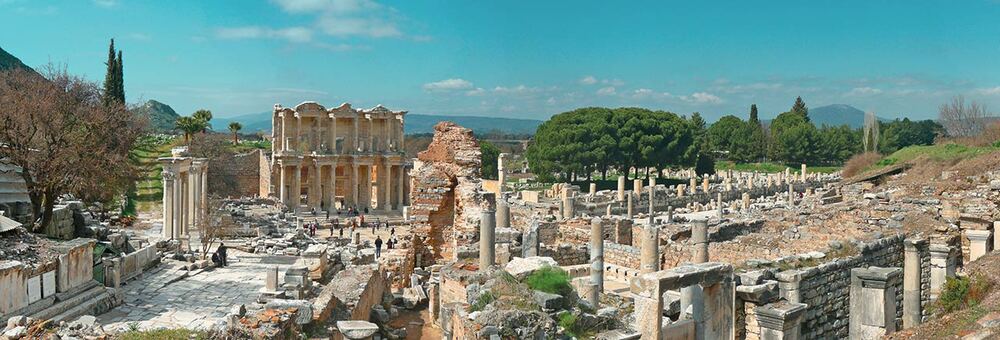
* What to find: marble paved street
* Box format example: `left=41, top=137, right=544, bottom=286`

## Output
left=97, top=251, right=289, bottom=331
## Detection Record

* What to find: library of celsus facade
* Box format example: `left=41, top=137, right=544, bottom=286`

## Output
left=270, top=101, right=409, bottom=212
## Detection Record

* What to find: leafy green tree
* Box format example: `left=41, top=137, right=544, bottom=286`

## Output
left=817, top=125, right=862, bottom=164
left=773, top=122, right=819, bottom=164
left=879, top=118, right=945, bottom=154
left=695, top=152, right=715, bottom=176
left=791, top=96, right=809, bottom=122
left=480, top=141, right=501, bottom=180
left=707, top=115, right=745, bottom=153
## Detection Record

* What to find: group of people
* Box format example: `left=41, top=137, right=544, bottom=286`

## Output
left=299, top=208, right=404, bottom=259
left=374, top=235, right=399, bottom=258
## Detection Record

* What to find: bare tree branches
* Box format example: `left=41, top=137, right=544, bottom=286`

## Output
left=939, top=95, right=993, bottom=137
left=0, top=65, right=146, bottom=230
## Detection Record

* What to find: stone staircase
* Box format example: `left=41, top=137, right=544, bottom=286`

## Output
left=30, top=281, right=120, bottom=324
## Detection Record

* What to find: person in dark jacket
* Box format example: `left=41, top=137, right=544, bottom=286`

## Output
left=217, top=242, right=228, bottom=267
left=374, top=236, right=383, bottom=258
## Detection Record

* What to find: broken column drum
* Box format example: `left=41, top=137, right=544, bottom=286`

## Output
left=496, top=201, right=510, bottom=230
left=479, top=208, right=497, bottom=270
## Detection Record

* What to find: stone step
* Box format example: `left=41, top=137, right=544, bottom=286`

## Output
left=30, top=285, right=108, bottom=322
left=49, top=290, right=113, bottom=324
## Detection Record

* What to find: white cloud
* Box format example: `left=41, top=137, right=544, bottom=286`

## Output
left=92, top=0, right=117, bottom=8
left=423, top=78, right=474, bottom=92
left=602, top=78, right=625, bottom=86
left=546, top=97, right=557, bottom=105
left=680, top=92, right=722, bottom=104
left=493, top=85, right=542, bottom=95
left=465, top=88, right=485, bottom=96
left=845, top=87, right=883, bottom=97
left=315, top=42, right=369, bottom=51
left=272, top=0, right=405, bottom=38
left=215, top=26, right=313, bottom=43
left=977, top=86, right=1000, bottom=96
left=580, top=75, right=624, bottom=87
left=597, top=86, right=617, bottom=96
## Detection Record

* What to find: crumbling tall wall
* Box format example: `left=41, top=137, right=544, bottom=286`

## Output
left=208, top=149, right=271, bottom=198
left=409, top=122, right=488, bottom=264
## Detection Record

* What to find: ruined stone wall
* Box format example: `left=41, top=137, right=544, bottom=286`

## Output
left=55, top=238, right=95, bottom=293
left=209, top=149, right=270, bottom=198
left=409, top=122, right=486, bottom=264
left=539, top=244, right=588, bottom=266
left=604, top=241, right=641, bottom=270
left=580, top=180, right=830, bottom=216
left=777, top=235, right=905, bottom=339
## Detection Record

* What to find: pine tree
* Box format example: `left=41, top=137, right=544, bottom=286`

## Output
left=749, top=104, right=760, bottom=125
left=791, top=96, right=809, bottom=122
left=102, top=39, right=118, bottom=107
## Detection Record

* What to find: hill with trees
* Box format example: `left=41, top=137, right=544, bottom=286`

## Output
left=133, top=100, right=181, bottom=132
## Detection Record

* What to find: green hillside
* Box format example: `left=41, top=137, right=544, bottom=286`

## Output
left=134, top=100, right=181, bottom=132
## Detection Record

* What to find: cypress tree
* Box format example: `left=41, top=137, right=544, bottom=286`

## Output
left=102, top=39, right=117, bottom=107
left=116, top=50, right=124, bottom=103
left=749, top=104, right=759, bottom=125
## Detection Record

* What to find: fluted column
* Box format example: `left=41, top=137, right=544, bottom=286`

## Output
left=280, top=114, right=288, bottom=152
left=368, top=116, right=374, bottom=152
left=589, top=217, right=604, bottom=308
left=200, top=165, right=207, bottom=209
left=397, top=165, right=405, bottom=209
left=311, top=162, right=322, bottom=211
left=330, top=114, right=338, bottom=153
left=364, top=165, right=373, bottom=209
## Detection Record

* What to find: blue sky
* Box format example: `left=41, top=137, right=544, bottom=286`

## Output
left=3, top=0, right=1000, bottom=122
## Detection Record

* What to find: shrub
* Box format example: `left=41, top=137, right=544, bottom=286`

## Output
left=936, top=275, right=993, bottom=313
left=842, top=152, right=882, bottom=177
left=523, top=266, right=573, bottom=297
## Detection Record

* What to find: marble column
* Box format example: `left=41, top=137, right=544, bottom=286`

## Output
left=690, top=177, right=697, bottom=194
left=174, top=173, right=184, bottom=237
left=562, top=195, right=575, bottom=219
left=350, top=164, right=359, bottom=207
left=800, top=164, right=807, bottom=183
left=292, top=164, right=301, bottom=212
left=279, top=164, right=288, bottom=208
left=480, top=207, right=496, bottom=271
left=162, top=171, right=176, bottom=239
left=589, top=217, right=604, bottom=308
left=640, top=224, right=659, bottom=274
left=589, top=183, right=597, bottom=196
left=328, top=163, right=338, bottom=211
left=617, top=176, right=626, bottom=201
left=523, top=217, right=540, bottom=257
left=353, top=116, right=360, bottom=151
left=903, top=238, right=926, bottom=329
left=692, top=219, right=709, bottom=263
left=498, top=153, right=507, bottom=193
left=200, top=165, right=207, bottom=210
left=383, top=163, right=392, bottom=211
left=312, top=163, right=322, bottom=211
left=717, top=192, right=724, bottom=219
left=496, top=201, right=510, bottom=229
left=397, top=165, right=405, bottom=210
left=626, top=192, right=633, bottom=218
left=364, top=165, right=373, bottom=209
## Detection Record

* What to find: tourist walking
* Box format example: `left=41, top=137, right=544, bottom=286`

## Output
left=374, top=236, right=383, bottom=258
left=217, top=242, right=228, bottom=267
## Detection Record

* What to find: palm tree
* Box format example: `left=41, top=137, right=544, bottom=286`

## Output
left=229, top=122, right=242, bottom=145
left=192, top=109, right=213, bottom=132
left=175, top=116, right=203, bottom=142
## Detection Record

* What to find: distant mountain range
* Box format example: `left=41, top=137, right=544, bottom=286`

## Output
left=762, top=104, right=879, bottom=128
left=134, top=100, right=181, bottom=132
left=214, top=111, right=543, bottom=135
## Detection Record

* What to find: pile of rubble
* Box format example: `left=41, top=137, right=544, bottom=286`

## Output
left=0, top=227, right=57, bottom=266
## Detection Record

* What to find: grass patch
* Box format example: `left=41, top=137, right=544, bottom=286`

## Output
left=117, top=329, right=209, bottom=340
left=469, top=291, right=496, bottom=312
left=558, top=311, right=597, bottom=339
left=523, top=266, right=573, bottom=297
left=873, top=143, right=998, bottom=170
left=715, top=161, right=840, bottom=174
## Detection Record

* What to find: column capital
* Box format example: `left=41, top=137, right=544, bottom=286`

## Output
left=756, top=301, right=807, bottom=331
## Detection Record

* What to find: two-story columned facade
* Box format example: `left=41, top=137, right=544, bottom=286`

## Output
left=271, top=101, right=408, bottom=212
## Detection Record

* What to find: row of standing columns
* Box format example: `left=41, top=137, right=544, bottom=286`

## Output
left=160, top=157, right=208, bottom=241
left=276, top=160, right=406, bottom=212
